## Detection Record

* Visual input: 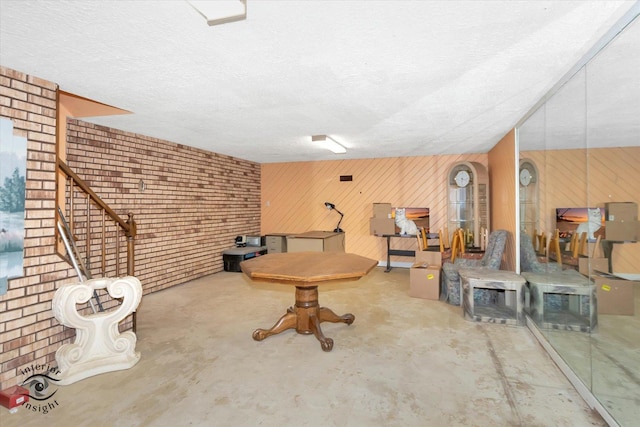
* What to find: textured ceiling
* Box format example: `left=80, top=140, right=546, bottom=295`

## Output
left=0, top=1, right=636, bottom=163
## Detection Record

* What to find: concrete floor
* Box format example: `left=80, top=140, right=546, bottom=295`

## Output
left=3, top=267, right=606, bottom=426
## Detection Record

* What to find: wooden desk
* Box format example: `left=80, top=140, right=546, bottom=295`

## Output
left=378, top=233, right=439, bottom=272
left=286, top=231, right=345, bottom=253
left=241, top=252, right=377, bottom=351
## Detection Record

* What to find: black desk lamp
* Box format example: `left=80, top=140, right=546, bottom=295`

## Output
left=324, top=202, right=344, bottom=233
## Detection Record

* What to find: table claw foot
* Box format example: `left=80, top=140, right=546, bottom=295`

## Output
left=252, top=329, right=268, bottom=341
left=319, top=307, right=355, bottom=325
left=252, top=311, right=296, bottom=341
left=321, top=338, right=334, bottom=352
left=309, top=312, right=334, bottom=351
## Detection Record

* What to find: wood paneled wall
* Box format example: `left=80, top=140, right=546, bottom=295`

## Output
left=522, top=146, right=640, bottom=273
left=261, top=153, right=488, bottom=263
left=488, top=130, right=517, bottom=271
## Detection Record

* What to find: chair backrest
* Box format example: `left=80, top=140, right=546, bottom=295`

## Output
left=479, top=230, right=508, bottom=269
left=520, top=233, right=543, bottom=272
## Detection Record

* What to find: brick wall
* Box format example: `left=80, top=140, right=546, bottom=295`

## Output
left=0, top=66, right=76, bottom=389
left=0, top=66, right=261, bottom=389
left=65, top=119, right=261, bottom=293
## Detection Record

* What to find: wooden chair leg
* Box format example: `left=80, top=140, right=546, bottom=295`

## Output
left=450, top=231, right=460, bottom=263
left=421, top=227, right=428, bottom=250
left=416, top=227, right=426, bottom=251
left=592, top=235, right=602, bottom=258
left=578, top=232, right=587, bottom=257
left=548, top=229, right=562, bottom=267
left=457, top=229, right=466, bottom=254
left=443, top=226, right=450, bottom=249
left=438, top=229, right=445, bottom=253
left=570, top=232, right=580, bottom=259
left=481, top=228, right=488, bottom=251
left=538, top=232, right=547, bottom=256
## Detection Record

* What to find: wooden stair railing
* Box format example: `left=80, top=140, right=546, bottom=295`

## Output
left=57, top=158, right=138, bottom=331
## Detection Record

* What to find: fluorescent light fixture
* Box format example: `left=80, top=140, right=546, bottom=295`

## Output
left=188, top=0, right=247, bottom=27
left=312, top=135, right=347, bottom=154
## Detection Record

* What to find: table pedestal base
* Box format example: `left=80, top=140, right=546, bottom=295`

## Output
left=252, top=286, right=354, bottom=351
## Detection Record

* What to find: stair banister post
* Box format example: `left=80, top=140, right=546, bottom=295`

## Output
left=125, top=212, right=137, bottom=276
left=125, top=212, right=138, bottom=333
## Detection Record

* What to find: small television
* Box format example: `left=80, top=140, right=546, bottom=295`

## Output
left=391, top=207, right=430, bottom=232
left=555, top=207, right=604, bottom=240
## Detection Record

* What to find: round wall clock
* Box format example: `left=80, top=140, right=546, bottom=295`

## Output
left=519, top=168, right=532, bottom=186
left=454, top=170, right=470, bottom=187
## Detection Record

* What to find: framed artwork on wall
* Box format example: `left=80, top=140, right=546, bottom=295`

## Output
left=0, top=117, right=27, bottom=295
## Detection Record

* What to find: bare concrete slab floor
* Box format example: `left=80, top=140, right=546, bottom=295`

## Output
left=3, top=267, right=606, bottom=426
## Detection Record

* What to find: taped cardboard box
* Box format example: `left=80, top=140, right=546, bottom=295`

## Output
left=593, top=274, right=636, bottom=315
left=415, top=250, right=442, bottom=266
left=409, top=262, right=440, bottom=299
left=604, top=220, right=639, bottom=241
left=578, top=257, right=609, bottom=276
left=370, top=217, right=396, bottom=235
left=605, top=202, right=638, bottom=222
left=372, top=203, right=392, bottom=219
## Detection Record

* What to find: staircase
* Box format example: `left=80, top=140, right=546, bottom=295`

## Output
left=57, top=158, right=138, bottom=331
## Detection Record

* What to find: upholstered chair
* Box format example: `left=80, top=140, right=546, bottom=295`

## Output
left=520, top=233, right=563, bottom=273
left=441, top=229, right=508, bottom=305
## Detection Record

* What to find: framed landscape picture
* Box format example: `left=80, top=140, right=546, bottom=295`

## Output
left=0, top=118, right=27, bottom=295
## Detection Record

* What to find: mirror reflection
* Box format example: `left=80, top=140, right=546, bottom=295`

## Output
left=518, top=14, right=640, bottom=426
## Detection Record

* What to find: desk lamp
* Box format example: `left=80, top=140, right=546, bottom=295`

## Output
left=324, top=202, right=344, bottom=233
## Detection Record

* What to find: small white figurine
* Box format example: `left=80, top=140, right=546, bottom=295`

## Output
left=576, top=208, right=602, bottom=240
left=395, top=208, right=418, bottom=235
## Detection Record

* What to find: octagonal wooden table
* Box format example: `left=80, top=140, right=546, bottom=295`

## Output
left=241, top=251, right=378, bottom=351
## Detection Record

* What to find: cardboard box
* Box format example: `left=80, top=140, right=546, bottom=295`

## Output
left=605, top=202, right=638, bottom=222
left=409, top=263, right=441, bottom=299
left=415, top=250, right=442, bottom=265
left=286, top=231, right=345, bottom=253
left=578, top=257, right=609, bottom=276
left=605, top=220, right=639, bottom=241
left=370, top=217, right=396, bottom=235
left=372, top=203, right=392, bottom=219
left=593, top=274, right=636, bottom=315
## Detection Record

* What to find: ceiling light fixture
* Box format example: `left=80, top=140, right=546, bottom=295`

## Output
left=187, top=0, right=247, bottom=27
left=312, top=135, right=347, bottom=154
